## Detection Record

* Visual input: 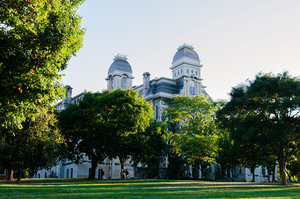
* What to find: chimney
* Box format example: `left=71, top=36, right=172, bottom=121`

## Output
left=143, top=72, right=150, bottom=96
left=64, top=85, right=73, bottom=106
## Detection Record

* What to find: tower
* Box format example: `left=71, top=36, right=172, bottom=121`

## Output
left=105, top=54, right=134, bottom=90
left=170, top=43, right=204, bottom=96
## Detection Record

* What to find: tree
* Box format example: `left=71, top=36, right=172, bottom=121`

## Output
left=217, top=72, right=300, bottom=185
left=0, top=0, right=85, bottom=129
left=215, top=127, right=237, bottom=181
left=163, top=95, right=220, bottom=179
left=0, top=109, right=64, bottom=182
left=58, top=89, right=153, bottom=179
left=130, top=120, right=169, bottom=179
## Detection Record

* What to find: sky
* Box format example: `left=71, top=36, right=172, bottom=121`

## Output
left=61, top=0, right=300, bottom=100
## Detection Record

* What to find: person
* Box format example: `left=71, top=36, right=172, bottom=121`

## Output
left=102, top=170, right=105, bottom=179
left=125, top=169, right=129, bottom=179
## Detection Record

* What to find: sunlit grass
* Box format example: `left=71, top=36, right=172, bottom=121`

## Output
left=1, top=178, right=300, bottom=198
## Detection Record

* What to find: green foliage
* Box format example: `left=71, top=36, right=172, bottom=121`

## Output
left=13, top=169, right=28, bottom=179
left=217, top=71, right=300, bottom=185
left=0, top=109, right=64, bottom=182
left=58, top=89, right=153, bottom=179
left=131, top=120, right=169, bottom=178
left=0, top=0, right=85, bottom=129
left=163, top=95, right=220, bottom=179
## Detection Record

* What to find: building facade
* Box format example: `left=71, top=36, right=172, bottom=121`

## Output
left=33, top=44, right=276, bottom=182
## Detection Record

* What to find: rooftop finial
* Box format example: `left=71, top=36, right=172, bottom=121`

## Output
left=177, top=43, right=194, bottom=50
left=113, top=54, right=127, bottom=61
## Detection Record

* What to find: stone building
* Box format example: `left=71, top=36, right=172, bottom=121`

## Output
left=33, top=44, right=276, bottom=182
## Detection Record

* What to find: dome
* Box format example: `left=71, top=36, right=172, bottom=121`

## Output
left=107, top=54, right=132, bottom=76
left=173, top=44, right=199, bottom=62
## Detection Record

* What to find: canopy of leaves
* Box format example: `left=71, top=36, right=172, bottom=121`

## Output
left=217, top=71, right=300, bottom=185
left=0, top=109, right=64, bottom=181
left=0, top=0, right=85, bottom=129
left=58, top=89, right=153, bottom=178
left=163, top=95, right=220, bottom=178
left=130, top=121, right=168, bottom=169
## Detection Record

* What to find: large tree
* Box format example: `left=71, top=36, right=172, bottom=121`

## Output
left=130, top=120, right=169, bottom=179
left=58, top=89, right=153, bottom=179
left=163, top=95, right=220, bottom=179
left=0, top=109, right=64, bottom=182
left=217, top=72, right=300, bottom=185
left=0, top=0, right=85, bottom=129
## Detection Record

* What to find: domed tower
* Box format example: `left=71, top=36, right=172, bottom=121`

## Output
left=105, top=54, right=134, bottom=90
left=171, top=44, right=204, bottom=96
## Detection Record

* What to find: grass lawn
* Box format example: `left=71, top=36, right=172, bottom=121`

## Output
left=1, top=178, right=300, bottom=199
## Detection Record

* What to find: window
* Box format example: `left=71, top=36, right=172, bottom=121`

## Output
left=121, top=77, right=126, bottom=90
left=0, top=168, right=5, bottom=175
left=156, top=105, right=159, bottom=120
left=70, top=168, right=73, bottom=178
left=189, top=81, right=195, bottom=95
left=38, top=174, right=40, bottom=178
left=262, top=167, right=266, bottom=175
left=111, top=79, right=114, bottom=90
left=45, top=172, right=47, bottom=178
left=66, top=169, right=69, bottom=178
left=187, top=69, right=189, bottom=73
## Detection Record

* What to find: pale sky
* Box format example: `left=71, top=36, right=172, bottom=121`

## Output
left=61, top=0, right=300, bottom=101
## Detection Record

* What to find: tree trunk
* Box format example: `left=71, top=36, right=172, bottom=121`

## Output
left=7, top=170, right=13, bottom=181
left=221, top=165, right=225, bottom=181
left=89, top=155, right=98, bottom=179
left=251, top=167, right=255, bottom=182
left=17, top=168, right=22, bottom=183
left=197, top=164, right=201, bottom=179
left=272, top=164, right=275, bottom=182
left=278, top=149, right=287, bottom=185
left=120, top=157, right=126, bottom=179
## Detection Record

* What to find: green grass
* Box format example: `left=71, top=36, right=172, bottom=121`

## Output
left=1, top=178, right=300, bottom=199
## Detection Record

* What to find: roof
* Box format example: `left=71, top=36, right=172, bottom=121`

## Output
left=107, top=54, right=132, bottom=75
left=173, top=47, right=199, bottom=62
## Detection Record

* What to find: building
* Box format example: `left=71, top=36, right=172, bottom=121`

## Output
left=33, top=44, right=275, bottom=182
left=0, top=168, right=9, bottom=180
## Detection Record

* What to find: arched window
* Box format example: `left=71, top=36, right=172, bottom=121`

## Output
left=190, top=81, right=195, bottom=95
left=121, top=77, right=126, bottom=90
left=111, top=79, right=114, bottom=90
left=66, top=169, right=69, bottom=178
left=70, top=168, right=73, bottom=178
